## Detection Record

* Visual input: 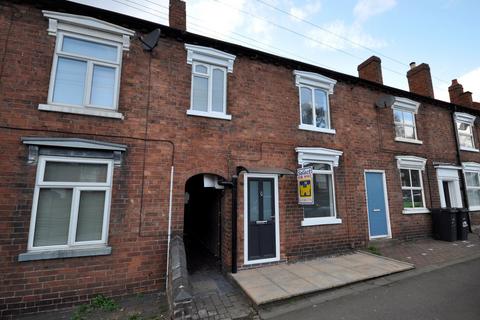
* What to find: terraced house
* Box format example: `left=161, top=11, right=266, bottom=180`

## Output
left=1, top=0, right=480, bottom=317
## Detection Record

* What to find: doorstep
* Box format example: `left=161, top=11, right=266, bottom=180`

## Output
left=230, top=251, right=413, bottom=306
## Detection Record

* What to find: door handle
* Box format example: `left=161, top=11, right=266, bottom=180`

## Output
left=256, top=220, right=268, bottom=224
left=373, top=209, right=381, bottom=212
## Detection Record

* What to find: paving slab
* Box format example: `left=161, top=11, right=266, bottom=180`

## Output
left=231, top=251, right=413, bottom=305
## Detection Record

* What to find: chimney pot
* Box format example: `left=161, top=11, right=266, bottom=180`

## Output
left=357, top=56, right=383, bottom=84
left=406, top=63, right=434, bottom=98
left=169, top=0, right=186, bottom=31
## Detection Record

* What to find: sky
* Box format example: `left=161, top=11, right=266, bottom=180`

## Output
left=69, top=0, right=480, bottom=102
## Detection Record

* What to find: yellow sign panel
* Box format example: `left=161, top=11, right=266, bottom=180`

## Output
left=297, top=167, right=314, bottom=205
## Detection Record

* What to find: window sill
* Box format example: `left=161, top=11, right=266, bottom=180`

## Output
left=402, top=208, right=430, bottom=214
left=298, top=124, right=336, bottom=135
left=460, top=146, right=479, bottom=153
left=18, top=246, right=112, bottom=262
left=395, top=137, right=423, bottom=145
left=301, top=217, right=342, bottom=226
left=468, top=206, right=480, bottom=212
left=39, top=104, right=124, bottom=120
left=186, top=109, right=232, bottom=120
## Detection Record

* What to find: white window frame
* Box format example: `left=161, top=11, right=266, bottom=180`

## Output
left=454, top=112, right=478, bottom=152
left=39, top=11, right=135, bottom=119
left=391, top=97, right=422, bottom=144
left=185, top=44, right=236, bottom=120
left=296, top=147, right=343, bottom=226
left=435, top=165, right=463, bottom=209
left=462, top=162, right=480, bottom=211
left=27, top=156, right=114, bottom=252
left=294, top=70, right=336, bottom=135
left=396, top=156, right=429, bottom=214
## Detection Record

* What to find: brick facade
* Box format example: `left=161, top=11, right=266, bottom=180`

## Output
left=1, top=1, right=480, bottom=317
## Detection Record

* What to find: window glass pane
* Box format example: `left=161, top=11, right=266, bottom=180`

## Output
left=192, top=75, right=208, bottom=112
left=466, top=172, right=480, bottom=187
left=33, top=188, right=72, bottom=247
left=400, top=169, right=411, bottom=187
left=248, top=180, right=259, bottom=222
left=467, top=189, right=480, bottom=207
left=403, top=112, right=414, bottom=126
left=402, top=190, right=413, bottom=208
left=457, top=122, right=471, bottom=134
left=314, top=89, right=328, bottom=128
left=212, top=68, right=225, bottom=113
left=90, top=65, right=115, bottom=108
left=393, top=110, right=403, bottom=123
left=300, top=87, right=313, bottom=125
left=459, top=134, right=474, bottom=148
left=195, top=64, right=208, bottom=74
left=262, top=181, right=273, bottom=220
left=52, top=57, right=87, bottom=105
left=76, top=191, right=105, bottom=242
left=304, top=173, right=334, bottom=218
left=44, top=162, right=108, bottom=183
left=395, top=125, right=405, bottom=138
left=306, top=163, right=331, bottom=171
left=404, top=126, right=416, bottom=139
left=62, top=36, right=118, bottom=62
left=412, top=190, right=424, bottom=208
left=410, top=170, right=421, bottom=187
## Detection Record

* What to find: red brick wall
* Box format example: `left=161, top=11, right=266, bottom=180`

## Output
left=2, top=2, right=480, bottom=317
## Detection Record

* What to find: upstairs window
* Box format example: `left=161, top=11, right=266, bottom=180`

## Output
left=41, top=11, right=135, bottom=119
left=294, top=71, right=336, bottom=134
left=454, top=113, right=477, bottom=152
left=185, top=44, right=236, bottom=120
left=392, top=97, right=422, bottom=144
left=396, top=156, right=428, bottom=214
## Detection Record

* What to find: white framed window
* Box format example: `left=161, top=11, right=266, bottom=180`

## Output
left=294, top=70, right=336, bottom=134
left=185, top=44, right=236, bottom=120
left=454, top=113, right=478, bottom=152
left=27, top=156, right=113, bottom=251
left=40, top=11, right=135, bottom=119
left=463, top=162, right=480, bottom=210
left=396, top=156, right=428, bottom=214
left=392, top=97, right=422, bottom=144
left=296, top=147, right=343, bottom=226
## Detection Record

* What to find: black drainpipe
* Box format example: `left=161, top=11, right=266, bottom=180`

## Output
left=451, top=108, right=473, bottom=232
left=218, top=174, right=239, bottom=273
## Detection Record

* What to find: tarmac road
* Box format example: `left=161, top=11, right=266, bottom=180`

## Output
left=275, top=257, right=480, bottom=320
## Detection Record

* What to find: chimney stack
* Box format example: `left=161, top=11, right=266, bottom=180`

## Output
left=406, top=62, right=434, bottom=98
left=169, top=0, right=186, bottom=31
left=449, top=79, right=473, bottom=107
left=357, top=56, right=383, bottom=84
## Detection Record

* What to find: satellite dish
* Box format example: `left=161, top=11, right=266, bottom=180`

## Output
left=375, top=95, right=395, bottom=108
left=140, top=28, right=161, bottom=51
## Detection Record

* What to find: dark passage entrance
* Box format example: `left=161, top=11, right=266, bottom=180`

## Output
left=184, top=174, right=224, bottom=272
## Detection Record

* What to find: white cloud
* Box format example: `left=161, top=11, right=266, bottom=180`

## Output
left=289, top=1, right=322, bottom=21
left=353, top=0, right=397, bottom=23
left=306, top=20, right=386, bottom=50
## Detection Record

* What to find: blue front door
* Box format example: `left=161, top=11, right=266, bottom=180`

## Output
left=365, top=172, right=390, bottom=238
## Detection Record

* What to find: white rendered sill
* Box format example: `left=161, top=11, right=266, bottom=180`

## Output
left=301, top=217, right=342, bottom=226
left=460, top=146, right=479, bottom=153
left=402, top=208, right=430, bottom=214
left=39, top=104, right=123, bottom=119
left=395, top=137, right=423, bottom=145
left=298, top=124, right=336, bottom=135
left=468, top=206, right=480, bottom=212
left=186, top=109, right=232, bottom=120
left=244, top=257, right=280, bottom=265
left=18, top=245, right=112, bottom=262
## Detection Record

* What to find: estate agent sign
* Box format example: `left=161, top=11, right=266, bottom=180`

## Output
left=297, top=166, right=314, bottom=205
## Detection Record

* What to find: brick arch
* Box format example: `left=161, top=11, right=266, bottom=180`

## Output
left=180, top=168, right=229, bottom=188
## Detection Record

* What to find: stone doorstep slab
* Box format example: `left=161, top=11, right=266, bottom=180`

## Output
left=230, top=251, right=414, bottom=306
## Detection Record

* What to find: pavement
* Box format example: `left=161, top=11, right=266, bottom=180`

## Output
left=273, top=256, right=480, bottom=320
left=230, top=252, right=413, bottom=305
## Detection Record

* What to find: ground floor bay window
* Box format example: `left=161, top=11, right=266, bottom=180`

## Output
left=296, top=147, right=343, bottom=226
left=463, top=162, right=480, bottom=211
